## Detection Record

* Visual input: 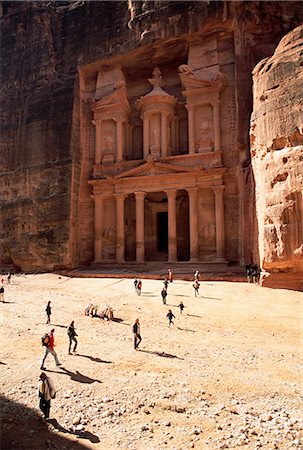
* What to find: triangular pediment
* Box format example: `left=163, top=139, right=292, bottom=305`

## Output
left=115, top=161, right=194, bottom=179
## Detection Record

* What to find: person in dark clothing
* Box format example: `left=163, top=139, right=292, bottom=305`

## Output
left=137, top=280, right=142, bottom=296
left=193, top=280, right=200, bottom=297
left=46, top=301, right=51, bottom=324
left=161, top=287, right=167, bottom=305
left=252, top=264, right=261, bottom=284
left=163, top=278, right=169, bottom=290
left=245, top=264, right=253, bottom=283
left=166, top=309, right=175, bottom=327
left=67, top=321, right=78, bottom=354
left=134, top=279, right=138, bottom=294
left=132, top=318, right=142, bottom=350
left=178, top=301, right=184, bottom=314
left=0, top=286, right=4, bottom=302
left=38, top=372, right=56, bottom=420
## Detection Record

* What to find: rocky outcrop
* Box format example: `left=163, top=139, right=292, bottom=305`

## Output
left=250, top=26, right=303, bottom=291
left=0, top=1, right=302, bottom=281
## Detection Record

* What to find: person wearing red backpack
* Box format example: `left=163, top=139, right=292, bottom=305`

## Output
left=40, top=329, right=61, bottom=370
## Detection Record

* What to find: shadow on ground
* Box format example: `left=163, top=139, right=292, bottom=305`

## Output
left=139, top=349, right=184, bottom=360
left=47, top=419, right=100, bottom=443
left=74, top=353, right=112, bottom=364
left=0, top=395, right=89, bottom=450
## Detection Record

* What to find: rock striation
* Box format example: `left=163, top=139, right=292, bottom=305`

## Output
left=0, top=1, right=302, bottom=288
left=250, top=25, right=303, bottom=291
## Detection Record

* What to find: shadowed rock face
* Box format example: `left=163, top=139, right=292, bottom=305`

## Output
left=0, top=1, right=302, bottom=282
left=250, top=26, right=303, bottom=291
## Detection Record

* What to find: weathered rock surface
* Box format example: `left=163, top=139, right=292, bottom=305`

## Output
left=0, top=1, right=302, bottom=284
left=250, top=25, right=303, bottom=291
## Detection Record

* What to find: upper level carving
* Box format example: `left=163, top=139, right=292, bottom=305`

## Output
left=90, top=62, right=227, bottom=171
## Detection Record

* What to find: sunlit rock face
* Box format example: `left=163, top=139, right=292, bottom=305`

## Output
left=251, top=26, right=303, bottom=291
left=0, top=1, right=302, bottom=279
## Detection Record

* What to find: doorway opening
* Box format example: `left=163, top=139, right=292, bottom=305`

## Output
left=157, top=212, right=168, bottom=252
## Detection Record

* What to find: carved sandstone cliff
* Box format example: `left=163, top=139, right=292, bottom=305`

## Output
left=0, top=1, right=302, bottom=279
left=251, top=26, right=303, bottom=291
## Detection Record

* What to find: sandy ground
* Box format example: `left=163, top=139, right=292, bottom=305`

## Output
left=0, top=274, right=302, bottom=450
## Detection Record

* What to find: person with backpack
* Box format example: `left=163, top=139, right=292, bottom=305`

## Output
left=67, top=321, right=78, bottom=355
left=161, top=287, right=167, bottom=305
left=38, top=372, right=56, bottom=420
left=46, top=301, right=51, bottom=324
left=40, top=328, right=61, bottom=370
left=132, top=318, right=142, bottom=350
left=0, top=285, right=4, bottom=302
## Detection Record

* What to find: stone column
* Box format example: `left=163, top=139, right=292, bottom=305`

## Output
left=187, top=106, right=196, bottom=154
left=143, top=115, right=150, bottom=159
left=213, top=100, right=221, bottom=152
left=116, top=119, right=123, bottom=162
left=93, top=195, right=104, bottom=262
left=115, top=193, right=126, bottom=263
left=94, top=120, right=102, bottom=164
left=135, top=191, right=145, bottom=262
left=187, top=187, right=199, bottom=262
left=213, top=185, right=225, bottom=261
left=166, top=189, right=177, bottom=262
left=161, top=113, right=168, bottom=157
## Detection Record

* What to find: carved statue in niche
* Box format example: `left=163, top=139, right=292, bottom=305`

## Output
left=103, top=130, right=115, bottom=152
left=202, top=224, right=215, bottom=239
left=197, top=119, right=213, bottom=152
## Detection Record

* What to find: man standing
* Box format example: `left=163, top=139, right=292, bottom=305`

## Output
left=132, top=318, right=142, bottom=350
left=38, top=372, right=56, bottom=420
left=46, top=301, right=51, bottom=325
left=40, top=328, right=61, bottom=370
left=193, top=280, right=200, bottom=297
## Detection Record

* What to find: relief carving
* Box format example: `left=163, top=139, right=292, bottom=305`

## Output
left=196, top=119, right=213, bottom=152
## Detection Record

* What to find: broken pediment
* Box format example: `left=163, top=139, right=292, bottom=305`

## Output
left=178, top=65, right=227, bottom=95
left=115, top=161, right=194, bottom=179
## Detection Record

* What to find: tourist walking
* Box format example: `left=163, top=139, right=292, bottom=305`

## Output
left=134, top=278, right=138, bottom=294
left=38, top=372, right=56, bottom=420
left=137, top=279, right=142, bottom=296
left=178, top=301, right=184, bottom=314
left=0, top=286, right=4, bottom=302
left=40, top=329, right=61, bottom=370
left=7, top=273, right=12, bottom=285
left=46, top=301, right=51, bottom=324
left=168, top=268, right=173, bottom=283
left=166, top=309, right=175, bottom=327
left=161, top=287, right=167, bottom=305
left=163, top=278, right=169, bottom=290
left=193, top=280, right=200, bottom=297
left=194, top=270, right=200, bottom=281
left=132, top=318, right=142, bottom=350
left=67, top=321, right=78, bottom=354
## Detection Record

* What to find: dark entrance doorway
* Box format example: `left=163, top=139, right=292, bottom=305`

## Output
left=157, top=212, right=168, bottom=252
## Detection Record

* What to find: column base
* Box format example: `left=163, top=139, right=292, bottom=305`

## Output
left=215, top=257, right=227, bottom=263
left=190, top=258, right=199, bottom=263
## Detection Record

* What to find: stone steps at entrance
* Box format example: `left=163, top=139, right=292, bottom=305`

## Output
left=63, top=262, right=246, bottom=282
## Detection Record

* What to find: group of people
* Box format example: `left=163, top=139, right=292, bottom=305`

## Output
left=245, top=264, right=261, bottom=284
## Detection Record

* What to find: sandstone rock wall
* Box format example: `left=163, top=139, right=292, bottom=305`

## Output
left=250, top=26, right=303, bottom=291
left=0, top=1, right=302, bottom=277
